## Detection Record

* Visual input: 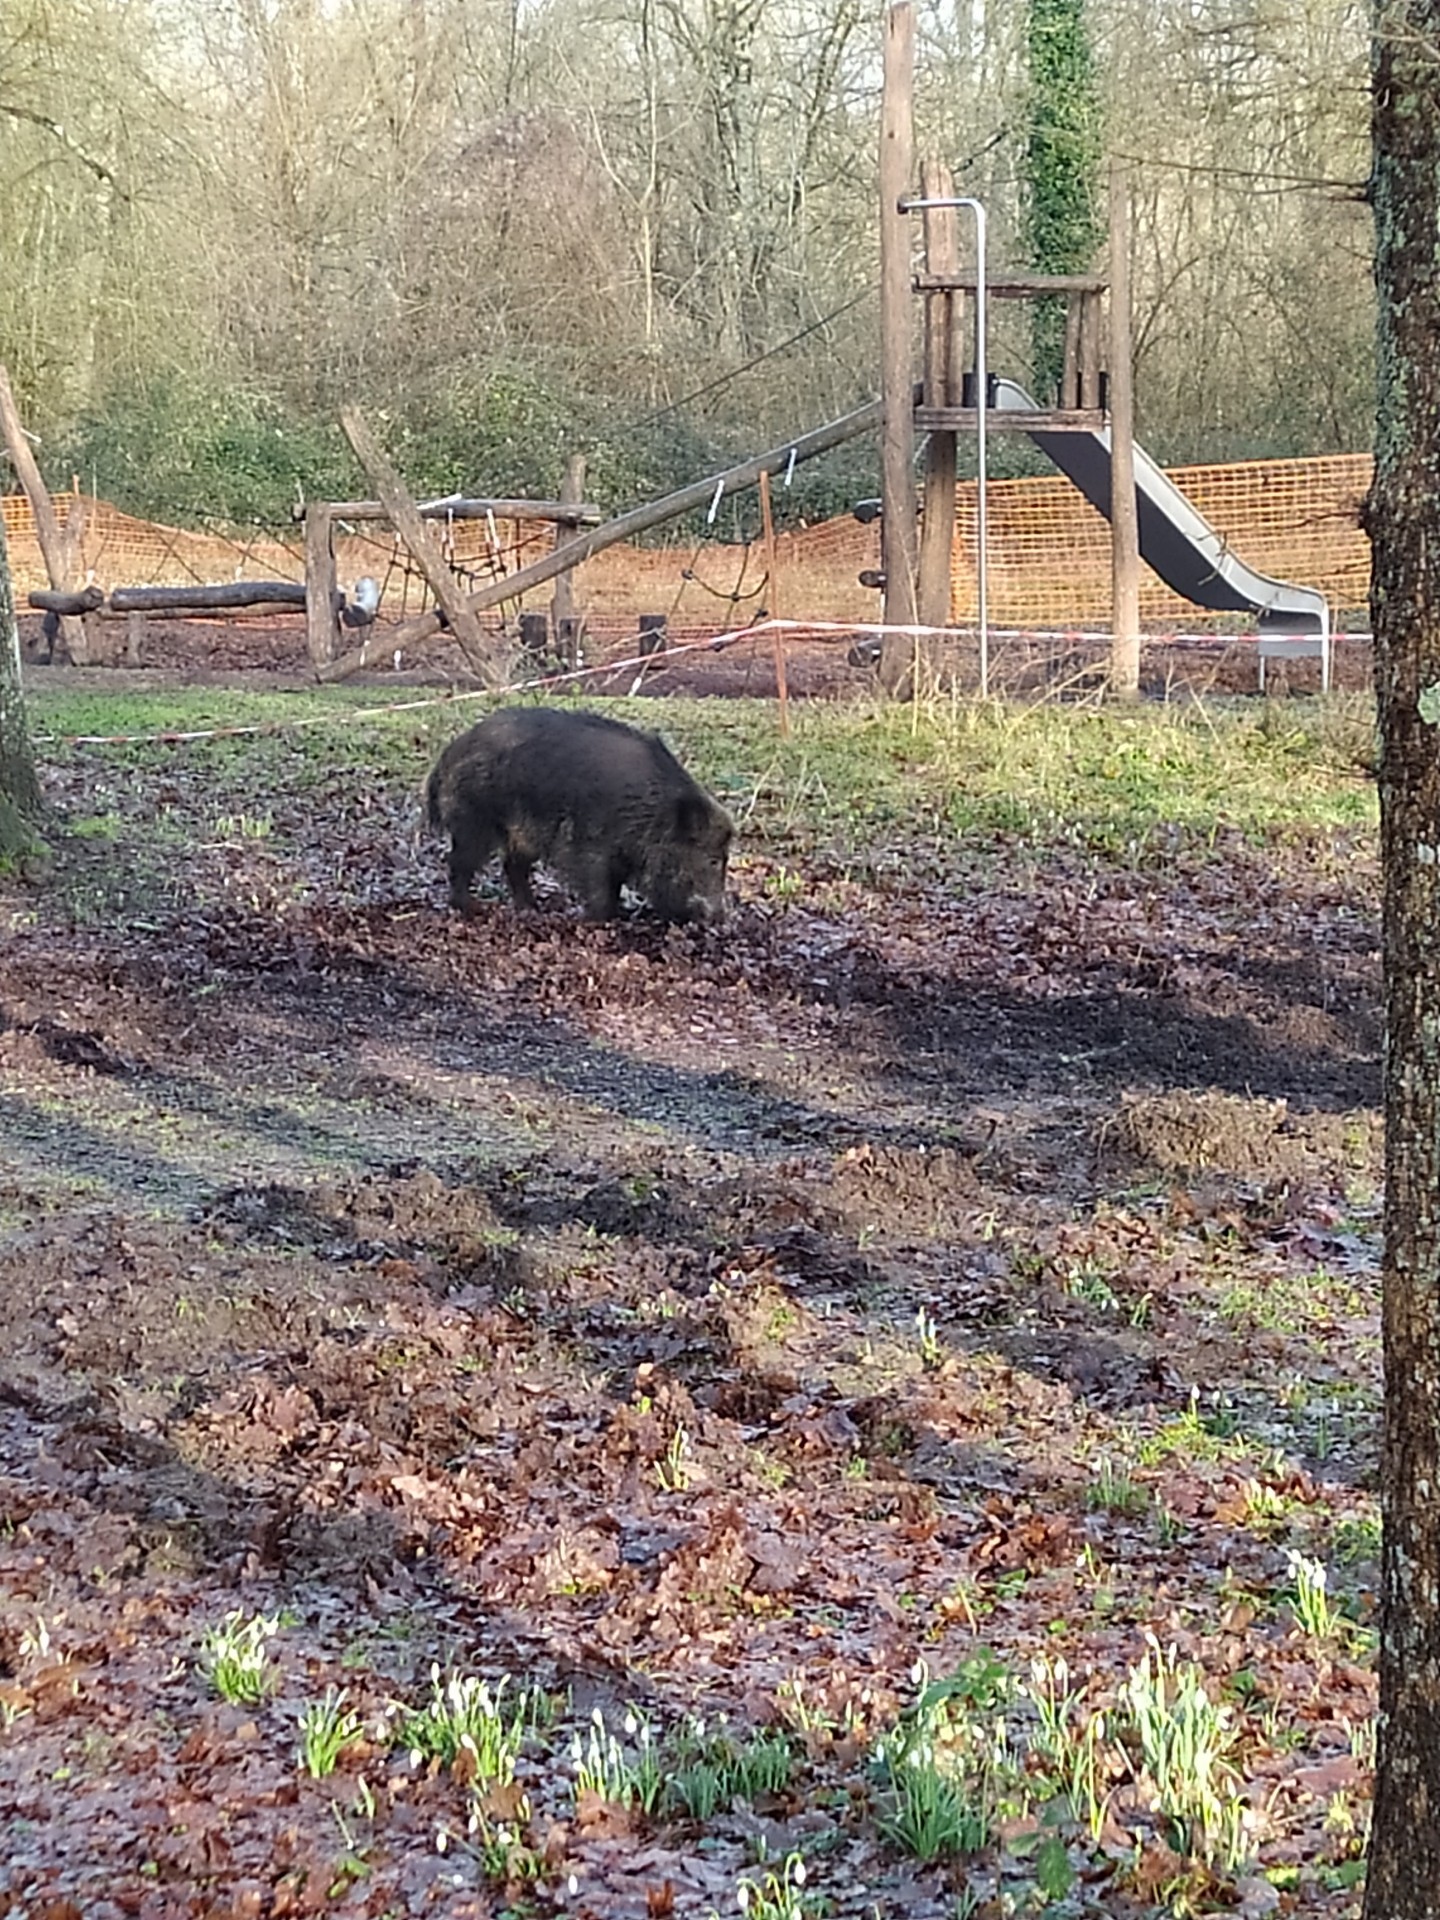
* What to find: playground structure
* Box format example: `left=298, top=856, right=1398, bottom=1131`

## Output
left=2, top=4, right=1339, bottom=693
left=877, top=0, right=1330, bottom=695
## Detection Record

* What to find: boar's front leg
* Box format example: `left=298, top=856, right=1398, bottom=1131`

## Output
left=573, top=851, right=626, bottom=921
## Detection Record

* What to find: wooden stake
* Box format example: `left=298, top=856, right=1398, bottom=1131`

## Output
left=0, top=364, right=89, bottom=663
left=550, top=452, right=587, bottom=649
left=339, top=406, right=498, bottom=684
left=304, top=504, right=340, bottom=670
left=758, top=469, right=789, bottom=735
left=878, top=2, right=919, bottom=693
left=917, top=155, right=959, bottom=637
left=1107, top=162, right=1141, bottom=698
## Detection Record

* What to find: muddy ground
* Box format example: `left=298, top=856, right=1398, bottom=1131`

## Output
left=0, top=628, right=1382, bottom=1919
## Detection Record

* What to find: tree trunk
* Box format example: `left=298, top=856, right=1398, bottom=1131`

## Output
left=1365, top=7, right=1440, bottom=1914
left=1024, top=0, right=1102, bottom=399
left=0, top=511, right=42, bottom=854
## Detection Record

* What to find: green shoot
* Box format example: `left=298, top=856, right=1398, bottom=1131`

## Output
left=199, top=1610, right=281, bottom=1706
left=299, top=1687, right=364, bottom=1778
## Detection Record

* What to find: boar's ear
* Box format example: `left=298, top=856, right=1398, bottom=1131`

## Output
left=674, top=794, right=723, bottom=842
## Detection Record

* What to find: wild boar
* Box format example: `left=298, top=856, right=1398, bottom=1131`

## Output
left=424, top=705, right=732, bottom=924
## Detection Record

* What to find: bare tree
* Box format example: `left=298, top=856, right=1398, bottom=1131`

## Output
left=1363, top=3, right=1440, bottom=1912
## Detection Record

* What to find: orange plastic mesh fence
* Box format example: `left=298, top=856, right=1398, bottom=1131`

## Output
left=4, top=449, right=1373, bottom=635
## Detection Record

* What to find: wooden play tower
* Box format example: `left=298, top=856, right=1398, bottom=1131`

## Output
left=878, top=2, right=1140, bottom=695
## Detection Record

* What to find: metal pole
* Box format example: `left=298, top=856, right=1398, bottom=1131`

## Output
left=899, top=194, right=988, bottom=694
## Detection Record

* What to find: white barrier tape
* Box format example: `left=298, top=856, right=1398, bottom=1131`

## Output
left=34, top=619, right=1366, bottom=748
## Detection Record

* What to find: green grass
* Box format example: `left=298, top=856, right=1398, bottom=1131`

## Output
left=25, top=687, right=1378, bottom=873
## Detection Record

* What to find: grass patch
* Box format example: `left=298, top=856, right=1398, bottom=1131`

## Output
left=24, top=688, right=1377, bottom=906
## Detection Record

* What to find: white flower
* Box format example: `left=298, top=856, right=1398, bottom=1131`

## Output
left=792, top=1858, right=807, bottom=1886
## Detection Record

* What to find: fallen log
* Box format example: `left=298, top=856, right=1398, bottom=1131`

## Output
left=28, top=585, right=105, bottom=615
left=108, top=582, right=306, bottom=612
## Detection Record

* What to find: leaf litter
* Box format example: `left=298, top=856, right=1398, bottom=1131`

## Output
left=0, top=685, right=1382, bottom=1917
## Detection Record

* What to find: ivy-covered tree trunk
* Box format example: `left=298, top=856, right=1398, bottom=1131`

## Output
left=1365, top=6, right=1440, bottom=1914
left=1023, top=0, right=1101, bottom=400
left=0, top=511, right=42, bottom=852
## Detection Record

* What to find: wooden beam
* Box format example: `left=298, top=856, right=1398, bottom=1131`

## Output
left=0, top=363, right=89, bottom=663
left=317, top=398, right=885, bottom=682
left=309, top=496, right=603, bottom=525
left=1107, top=161, right=1141, bottom=698
left=879, top=1, right=919, bottom=689
left=915, top=406, right=1108, bottom=432
left=917, top=155, right=959, bottom=634
left=338, top=406, right=499, bottom=684
left=914, top=271, right=1109, bottom=295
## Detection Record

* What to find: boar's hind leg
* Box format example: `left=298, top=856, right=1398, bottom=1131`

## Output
left=502, top=852, right=540, bottom=911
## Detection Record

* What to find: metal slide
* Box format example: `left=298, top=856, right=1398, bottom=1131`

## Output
left=991, top=377, right=1329, bottom=640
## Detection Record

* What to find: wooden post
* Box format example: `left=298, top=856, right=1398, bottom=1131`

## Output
left=1061, top=302, right=1082, bottom=409
left=917, top=155, right=959, bottom=638
left=518, top=609, right=550, bottom=665
left=304, top=504, right=341, bottom=670
left=550, top=452, right=587, bottom=644
left=0, top=364, right=89, bottom=664
left=1078, top=291, right=1103, bottom=409
left=878, top=2, right=919, bottom=693
left=1107, top=162, right=1141, bottom=698
left=758, top=469, right=790, bottom=735
left=58, top=496, right=101, bottom=661
left=338, top=406, right=499, bottom=685
left=556, top=615, right=586, bottom=673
